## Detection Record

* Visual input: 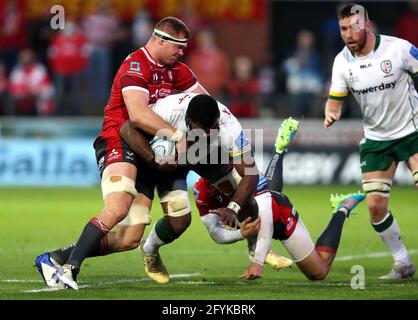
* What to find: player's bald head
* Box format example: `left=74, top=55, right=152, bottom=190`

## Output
left=186, top=94, right=220, bottom=131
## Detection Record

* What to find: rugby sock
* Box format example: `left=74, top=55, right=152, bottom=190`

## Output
left=372, top=211, right=410, bottom=263
left=50, top=243, right=76, bottom=265
left=66, top=217, right=110, bottom=269
left=265, top=152, right=285, bottom=193
left=315, top=210, right=347, bottom=254
left=50, top=236, right=110, bottom=265
left=142, top=218, right=175, bottom=254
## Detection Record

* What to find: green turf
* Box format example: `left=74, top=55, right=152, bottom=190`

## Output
left=0, top=186, right=417, bottom=300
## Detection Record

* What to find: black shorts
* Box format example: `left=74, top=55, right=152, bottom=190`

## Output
left=135, top=159, right=189, bottom=200
left=270, top=190, right=299, bottom=241
left=93, top=135, right=140, bottom=176
left=95, top=135, right=188, bottom=199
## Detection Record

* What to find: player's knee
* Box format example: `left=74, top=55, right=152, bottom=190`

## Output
left=160, top=190, right=191, bottom=218
left=306, top=269, right=328, bottom=281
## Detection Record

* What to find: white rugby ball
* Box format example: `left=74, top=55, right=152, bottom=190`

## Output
left=149, top=137, right=175, bottom=158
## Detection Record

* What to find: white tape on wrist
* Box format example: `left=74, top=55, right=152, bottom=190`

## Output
left=227, top=201, right=241, bottom=214
left=171, top=129, right=184, bottom=143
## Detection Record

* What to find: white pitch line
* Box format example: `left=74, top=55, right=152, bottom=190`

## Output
left=335, top=248, right=418, bottom=262
left=2, top=279, right=42, bottom=283
left=21, top=273, right=201, bottom=293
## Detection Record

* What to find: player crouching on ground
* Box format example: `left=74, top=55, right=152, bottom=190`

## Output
left=226, top=186, right=365, bottom=280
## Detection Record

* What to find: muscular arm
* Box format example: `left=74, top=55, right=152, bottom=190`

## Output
left=231, top=156, right=259, bottom=208
left=120, top=120, right=154, bottom=163
left=324, top=98, right=344, bottom=128
left=123, top=90, right=177, bottom=138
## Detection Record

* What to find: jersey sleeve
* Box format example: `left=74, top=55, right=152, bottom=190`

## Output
left=120, top=58, right=150, bottom=94
left=173, top=62, right=198, bottom=92
left=328, top=55, right=348, bottom=100
left=400, top=40, right=418, bottom=76
left=219, top=106, right=252, bottom=160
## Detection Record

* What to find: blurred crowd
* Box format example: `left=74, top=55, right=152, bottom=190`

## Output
left=0, top=0, right=416, bottom=118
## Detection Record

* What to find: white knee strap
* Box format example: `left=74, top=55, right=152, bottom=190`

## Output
left=362, top=178, right=392, bottom=197
left=101, top=175, right=138, bottom=199
left=413, top=170, right=418, bottom=186
left=118, top=203, right=151, bottom=226
left=160, top=190, right=191, bottom=217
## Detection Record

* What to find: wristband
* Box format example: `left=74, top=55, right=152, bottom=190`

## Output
left=171, top=129, right=184, bottom=142
left=227, top=201, right=241, bottom=214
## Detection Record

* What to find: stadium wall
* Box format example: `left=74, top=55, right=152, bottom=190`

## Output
left=0, top=118, right=414, bottom=187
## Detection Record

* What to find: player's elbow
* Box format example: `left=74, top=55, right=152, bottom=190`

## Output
left=130, top=117, right=145, bottom=130
left=119, top=121, right=130, bottom=140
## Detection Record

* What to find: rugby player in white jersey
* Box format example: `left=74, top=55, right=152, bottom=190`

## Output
left=122, top=93, right=275, bottom=283
left=324, top=3, right=418, bottom=279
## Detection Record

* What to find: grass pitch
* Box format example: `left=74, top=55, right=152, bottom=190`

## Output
left=0, top=185, right=417, bottom=300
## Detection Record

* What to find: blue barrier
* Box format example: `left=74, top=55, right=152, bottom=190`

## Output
left=0, top=138, right=100, bottom=186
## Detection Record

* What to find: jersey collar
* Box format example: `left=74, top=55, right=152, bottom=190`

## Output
left=373, top=34, right=381, bottom=52
left=349, top=33, right=381, bottom=59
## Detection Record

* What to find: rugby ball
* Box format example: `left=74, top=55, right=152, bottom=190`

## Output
left=149, top=137, right=175, bottom=158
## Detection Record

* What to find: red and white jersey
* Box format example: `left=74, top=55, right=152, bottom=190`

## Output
left=99, top=47, right=198, bottom=140
left=193, top=178, right=298, bottom=240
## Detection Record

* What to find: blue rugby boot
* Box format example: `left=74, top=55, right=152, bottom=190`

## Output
left=330, top=192, right=365, bottom=217
left=34, top=252, right=63, bottom=288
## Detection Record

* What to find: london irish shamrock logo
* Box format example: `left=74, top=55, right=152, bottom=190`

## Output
left=380, top=60, right=392, bottom=74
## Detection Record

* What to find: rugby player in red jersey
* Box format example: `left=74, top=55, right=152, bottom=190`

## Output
left=35, top=17, right=209, bottom=290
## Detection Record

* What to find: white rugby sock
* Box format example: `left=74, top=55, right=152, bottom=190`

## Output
left=372, top=212, right=410, bottom=264
left=142, top=225, right=165, bottom=254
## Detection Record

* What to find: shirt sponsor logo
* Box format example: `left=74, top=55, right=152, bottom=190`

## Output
left=380, top=60, right=392, bottom=74
left=350, top=81, right=396, bottom=95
